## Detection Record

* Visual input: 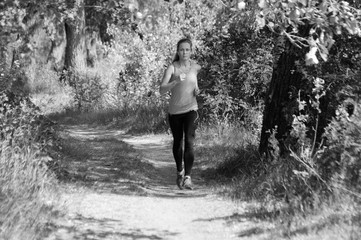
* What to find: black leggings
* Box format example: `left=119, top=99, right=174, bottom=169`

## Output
left=168, top=110, right=198, bottom=176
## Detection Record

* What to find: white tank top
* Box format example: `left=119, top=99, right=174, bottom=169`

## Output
left=168, top=62, right=198, bottom=115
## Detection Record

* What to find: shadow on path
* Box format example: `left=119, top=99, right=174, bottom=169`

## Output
left=45, top=124, right=276, bottom=240
left=46, top=213, right=178, bottom=240
left=59, top=124, right=209, bottom=198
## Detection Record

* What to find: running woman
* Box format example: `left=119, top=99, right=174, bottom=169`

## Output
left=159, top=38, right=201, bottom=190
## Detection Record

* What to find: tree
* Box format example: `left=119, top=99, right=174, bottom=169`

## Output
left=85, top=0, right=132, bottom=43
left=63, top=0, right=87, bottom=70
left=235, top=0, right=361, bottom=158
left=0, top=0, right=85, bottom=81
left=0, top=0, right=56, bottom=69
left=0, top=0, right=68, bottom=95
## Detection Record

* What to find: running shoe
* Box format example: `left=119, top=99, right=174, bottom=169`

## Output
left=176, top=169, right=184, bottom=189
left=183, top=176, right=193, bottom=190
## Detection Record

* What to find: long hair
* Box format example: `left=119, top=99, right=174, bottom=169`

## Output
left=172, top=38, right=193, bottom=63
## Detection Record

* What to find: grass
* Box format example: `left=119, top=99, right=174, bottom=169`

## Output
left=0, top=144, right=59, bottom=240
left=13, top=98, right=357, bottom=240
left=0, top=89, right=61, bottom=240
left=0, top=101, right=165, bottom=239
left=24, top=76, right=361, bottom=239
left=194, top=121, right=361, bottom=239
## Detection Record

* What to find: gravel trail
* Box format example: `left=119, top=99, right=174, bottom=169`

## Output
left=44, top=126, right=269, bottom=240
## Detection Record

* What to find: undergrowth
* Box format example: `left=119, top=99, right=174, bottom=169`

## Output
left=196, top=119, right=360, bottom=239
left=196, top=78, right=361, bottom=239
left=49, top=103, right=169, bottom=134
left=0, top=91, right=60, bottom=240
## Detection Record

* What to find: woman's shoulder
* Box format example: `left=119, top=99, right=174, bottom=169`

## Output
left=172, top=61, right=180, bottom=68
left=167, top=62, right=176, bottom=72
left=190, top=60, right=201, bottom=71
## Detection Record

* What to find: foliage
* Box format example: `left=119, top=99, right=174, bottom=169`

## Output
left=251, top=0, right=361, bottom=64
left=0, top=60, right=30, bottom=95
left=100, top=29, right=163, bottom=110
left=62, top=68, right=106, bottom=112
left=197, top=71, right=360, bottom=227
left=96, top=0, right=220, bottom=113
left=245, top=0, right=361, bottom=155
left=252, top=76, right=361, bottom=217
left=198, top=5, right=273, bottom=128
left=275, top=108, right=330, bottom=216
left=289, top=31, right=361, bottom=187
left=0, top=90, right=59, bottom=239
left=323, top=100, right=361, bottom=191
left=295, top=34, right=361, bottom=147
left=85, top=0, right=132, bottom=42
left=196, top=113, right=360, bottom=238
left=0, top=143, right=57, bottom=240
left=200, top=77, right=241, bottom=128
left=2, top=2, right=358, bottom=238
left=0, top=0, right=66, bottom=65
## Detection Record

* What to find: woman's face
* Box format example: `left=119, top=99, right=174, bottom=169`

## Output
left=177, top=42, right=192, bottom=61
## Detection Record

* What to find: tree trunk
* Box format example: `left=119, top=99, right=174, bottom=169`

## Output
left=63, top=0, right=86, bottom=71
left=259, top=36, right=306, bottom=159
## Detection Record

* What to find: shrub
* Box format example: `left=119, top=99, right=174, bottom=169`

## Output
left=252, top=77, right=361, bottom=218
left=198, top=6, right=273, bottom=128
left=0, top=144, right=58, bottom=240
left=62, top=68, right=106, bottom=112
left=0, top=92, right=57, bottom=151
left=94, top=0, right=220, bottom=112
left=323, top=100, right=361, bottom=192
left=0, top=91, right=59, bottom=240
left=0, top=60, right=30, bottom=96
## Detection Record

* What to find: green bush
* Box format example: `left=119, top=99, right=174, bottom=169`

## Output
left=0, top=144, right=57, bottom=240
left=94, top=0, right=220, bottom=112
left=0, top=91, right=59, bottom=240
left=251, top=78, right=361, bottom=216
left=62, top=68, right=106, bottom=112
left=198, top=6, right=273, bottom=128
left=0, top=60, right=30, bottom=96
left=323, top=100, right=361, bottom=191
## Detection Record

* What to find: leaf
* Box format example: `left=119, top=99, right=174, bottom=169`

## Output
left=336, top=26, right=342, bottom=35
left=128, top=3, right=136, bottom=12
left=67, top=12, right=74, bottom=20
left=317, top=43, right=329, bottom=61
left=329, top=16, right=336, bottom=24
left=267, top=21, right=274, bottom=29
left=289, top=9, right=300, bottom=21
left=319, top=1, right=328, bottom=12
left=237, top=1, right=246, bottom=10
left=256, top=16, right=266, bottom=29
left=258, top=0, right=267, bottom=8
left=305, top=46, right=319, bottom=65
left=107, top=1, right=116, bottom=9
left=298, top=0, right=307, bottom=7
left=349, top=20, right=360, bottom=35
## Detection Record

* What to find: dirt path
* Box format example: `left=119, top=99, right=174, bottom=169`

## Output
left=44, top=125, right=271, bottom=240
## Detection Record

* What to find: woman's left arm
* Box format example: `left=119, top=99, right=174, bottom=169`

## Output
left=194, top=63, right=201, bottom=96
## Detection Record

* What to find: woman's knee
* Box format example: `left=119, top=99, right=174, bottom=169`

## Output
left=184, top=137, right=194, bottom=149
left=173, top=137, right=183, bottom=147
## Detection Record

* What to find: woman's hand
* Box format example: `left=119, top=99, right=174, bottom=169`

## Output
left=160, top=65, right=180, bottom=95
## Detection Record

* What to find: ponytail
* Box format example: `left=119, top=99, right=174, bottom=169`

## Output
left=173, top=53, right=180, bottom=63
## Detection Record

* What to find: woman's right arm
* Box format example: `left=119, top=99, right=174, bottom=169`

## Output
left=159, top=65, right=179, bottom=95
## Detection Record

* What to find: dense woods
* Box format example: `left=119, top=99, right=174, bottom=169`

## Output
left=0, top=0, right=360, bottom=239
